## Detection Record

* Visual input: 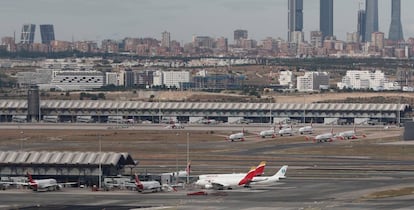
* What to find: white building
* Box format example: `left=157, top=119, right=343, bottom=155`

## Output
left=105, top=72, right=124, bottom=86
left=297, top=72, right=329, bottom=92
left=279, top=70, right=295, bottom=89
left=38, top=70, right=105, bottom=91
left=153, top=70, right=163, bottom=87
left=152, top=70, right=191, bottom=88
left=162, top=71, right=191, bottom=88
left=337, top=70, right=400, bottom=91
left=16, top=68, right=53, bottom=88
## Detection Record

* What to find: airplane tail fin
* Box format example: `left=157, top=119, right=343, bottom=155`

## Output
left=254, top=161, right=266, bottom=176
left=134, top=174, right=144, bottom=191
left=272, top=165, right=288, bottom=180
left=186, top=161, right=191, bottom=176
left=26, top=172, right=34, bottom=183
left=238, top=166, right=256, bottom=186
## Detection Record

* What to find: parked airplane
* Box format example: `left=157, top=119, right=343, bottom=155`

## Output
left=226, top=128, right=246, bottom=142
left=249, top=165, right=288, bottom=186
left=195, top=166, right=258, bottom=190
left=195, top=161, right=266, bottom=190
left=335, top=125, right=366, bottom=140
left=259, top=127, right=277, bottom=138
left=0, top=173, right=77, bottom=192
left=298, top=121, right=314, bottom=135
left=306, top=127, right=336, bottom=143
left=134, top=174, right=162, bottom=193
left=278, top=125, right=294, bottom=136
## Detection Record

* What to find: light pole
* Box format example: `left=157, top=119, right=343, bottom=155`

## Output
left=269, top=97, right=272, bottom=125
left=19, top=127, right=24, bottom=151
left=186, top=132, right=189, bottom=184
left=303, top=94, right=306, bottom=124
left=98, top=135, right=102, bottom=190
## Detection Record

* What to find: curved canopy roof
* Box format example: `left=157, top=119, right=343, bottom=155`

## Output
left=0, top=100, right=410, bottom=112
left=0, top=151, right=136, bottom=166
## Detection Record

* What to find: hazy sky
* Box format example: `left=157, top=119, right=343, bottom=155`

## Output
left=1, top=0, right=414, bottom=43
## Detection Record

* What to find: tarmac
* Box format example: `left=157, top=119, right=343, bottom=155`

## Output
left=0, top=123, right=413, bottom=209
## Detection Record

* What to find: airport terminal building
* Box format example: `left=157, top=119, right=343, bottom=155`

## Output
left=0, top=99, right=411, bottom=125
left=0, top=151, right=136, bottom=186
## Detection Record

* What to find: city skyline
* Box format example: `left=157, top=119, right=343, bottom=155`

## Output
left=1, top=0, right=414, bottom=43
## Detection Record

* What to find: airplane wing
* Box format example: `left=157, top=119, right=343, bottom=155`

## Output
left=210, top=182, right=228, bottom=190
left=0, top=181, right=29, bottom=186
left=57, top=182, right=78, bottom=186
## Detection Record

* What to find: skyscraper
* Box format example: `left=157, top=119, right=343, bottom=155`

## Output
left=20, top=24, right=36, bottom=44
left=161, top=31, right=171, bottom=48
left=39, top=24, right=55, bottom=44
left=234, top=30, right=248, bottom=41
left=357, top=9, right=367, bottom=42
left=288, top=0, right=303, bottom=42
left=364, top=0, right=378, bottom=42
left=320, top=0, right=333, bottom=39
left=388, top=0, right=404, bottom=41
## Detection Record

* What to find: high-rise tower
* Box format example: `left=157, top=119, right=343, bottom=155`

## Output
left=357, top=9, right=367, bottom=42
left=388, top=0, right=404, bottom=41
left=288, top=0, right=303, bottom=42
left=161, top=31, right=171, bottom=48
left=320, top=0, right=334, bottom=39
left=39, top=24, right=55, bottom=44
left=364, top=0, right=378, bottom=42
left=20, top=24, right=36, bottom=44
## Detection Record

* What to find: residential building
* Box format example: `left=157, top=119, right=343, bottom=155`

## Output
left=234, top=29, right=248, bottom=46
left=162, top=71, right=191, bottom=88
left=161, top=31, right=171, bottom=48
left=193, top=36, right=214, bottom=49
left=337, top=70, right=400, bottom=91
left=371, top=32, right=385, bottom=51
left=310, top=31, right=323, bottom=48
left=101, top=39, right=119, bottom=53
left=279, top=70, right=295, bottom=89
left=297, top=72, right=329, bottom=92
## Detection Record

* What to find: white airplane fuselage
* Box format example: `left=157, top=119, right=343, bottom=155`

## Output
left=228, top=132, right=244, bottom=141
left=299, top=126, right=313, bottom=135
left=336, top=130, right=356, bottom=139
left=314, top=132, right=334, bottom=142
left=136, top=181, right=161, bottom=192
left=279, top=128, right=293, bottom=136
left=30, top=179, right=61, bottom=191
left=259, top=129, right=275, bottom=138
left=196, top=173, right=246, bottom=190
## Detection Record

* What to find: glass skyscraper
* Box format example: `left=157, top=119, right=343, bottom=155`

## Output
left=388, top=0, right=404, bottom=41
left=288, top=0, right=303, bottom=42
left=20, top=24, right=36, bottom=44
left=40, top=24, right=55, bottom=44
left=357, top=9, right=366, bottom=42
left=364, top=0, right=378, bottom=42
left=320, top=0, right=333, bottom=39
